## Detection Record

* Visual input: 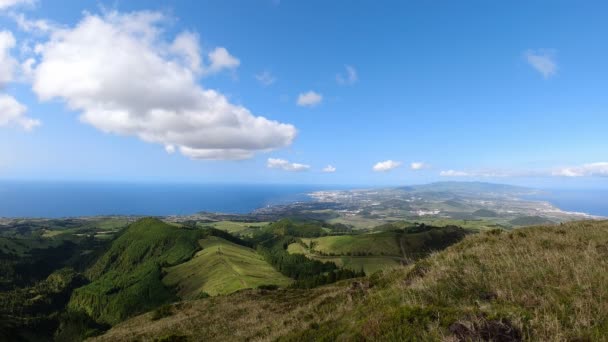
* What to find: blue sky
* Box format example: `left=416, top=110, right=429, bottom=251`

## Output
left=0, top=0, right=607, bottom=187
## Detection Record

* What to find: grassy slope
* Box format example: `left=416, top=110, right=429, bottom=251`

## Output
left=301, top=232, right=402, bottom=256
left=209, top=221, right=270, bottom=235
left=288, top=226, right=466, bottom=274
left=163, top=236, right=292, bottom=298
left=69, top=218, right=203, bottom=325
left=287, top=241, right=401, bottom=275
left=94, top=220, right=608, bottom=341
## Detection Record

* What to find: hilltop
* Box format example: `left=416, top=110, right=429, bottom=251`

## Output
left=95, top=220, right=608, bottom=341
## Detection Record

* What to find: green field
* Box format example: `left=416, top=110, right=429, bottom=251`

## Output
left=288, top=232, right=404, bottom=274
left=288, top=225, right=467, bottom=274
left=208, top=221, right=270, bottom=235
left=327, top=216, right=387, bottom=229
left=163, top=236, right=292, bottom=298
left=0, top=236, right=64, bottom=257
left=299, top=254, right=400, bottom=274
left=301, top=231, right=402, bottom=256
left=411, top=218, right=509, bottom=231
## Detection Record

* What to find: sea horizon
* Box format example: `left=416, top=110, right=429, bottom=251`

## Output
left=0, top=181, right=355, bottom=218
left=0, top=180, right=607, bottom=219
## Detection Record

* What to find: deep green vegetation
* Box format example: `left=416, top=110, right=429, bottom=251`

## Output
left=95, top=220, right=608, bottom=342
left=68, top=218, right=204, bottom=325
left=0, top=268, right=88, bottom=341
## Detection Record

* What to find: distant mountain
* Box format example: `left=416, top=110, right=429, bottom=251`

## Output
left=473, top=209, right=499, bottom=217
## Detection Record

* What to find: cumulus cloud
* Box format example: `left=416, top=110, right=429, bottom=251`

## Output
left=0, top=30, right=39, bottom=130
left=255, top=70, right=276, bottom=86
left=525, top=49, right=557, bottom=78
left=322, top=165, right=336, bottom=173
left=31, top=10, right=296, bottom=160
left=336, top=65, right=357, bottom=85
left=0, top=94, right=39, bottom=130
left=373, top=160, right=401, bottom=172
left=552, top=162, right=608, bottom=177
left=267, top=158, right=310, bottom=172
left=297, top=91, right=322, bottom=107
left=207, top=47, right=240, bottom=74
left=0, top=0, right=33, bottom=10
left=410, top=162, right=429, bottom=170
left=168, top=32, right=239, bottom=76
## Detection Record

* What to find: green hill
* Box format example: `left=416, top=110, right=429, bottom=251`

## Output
left=94, top=220, right=608, bottom=341
left=472, top=209, right=499, bottom=217
left=162, top=236, right=292, bottom=297
left=68, top=218, right=203, bottom=325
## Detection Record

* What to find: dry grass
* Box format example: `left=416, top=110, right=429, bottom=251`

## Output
left=396, top=220, right=608, bottom=340
left=91, top=285, right=352, bottom=342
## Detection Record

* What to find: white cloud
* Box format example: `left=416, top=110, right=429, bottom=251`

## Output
left=0, top=30, right=18, bottom=85
left=0, top=94, right=40, bottom=130
left=552, top=162, right=608, bottom=177
left=267, top=158, right=310, bottom=172
left=297, top=91, right=322, bottom=107
left=207, top=47, right=240, bottom=74
left=410, top=162, right=429, bottom=170
left=336, top=65, right=357, bottom=85
left=322, top=165, right=336, bottom=173
left=255, top=70, right=276, bottom=86
left=164, top=144, right=176, bottom=154
left=11, top=12, right=58, bottom=34
left=438, top=163, right=608, bottom=178
left=0, top=30, right=39, bottom=130
left=31, top=10, right=296, bottom=160
left=170, top=31, right=202, bottom=74
left=439, top=169, right=523, bottom=177
left=0, top=0, right=33, bottom=10
left=170, top=33, right=239, bottom=76
left=439, top=170, right=471, bottom=177
left=373, top=160, right=401, bottom=172
left=525, top=49, right=557, bottom=78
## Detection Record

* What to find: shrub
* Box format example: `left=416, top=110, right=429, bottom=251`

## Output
left=151, top=304, right=173, bottom=321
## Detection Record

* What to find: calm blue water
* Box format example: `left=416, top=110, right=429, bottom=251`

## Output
left=1, top=183, right=606, bottom=218
left=524, top=189, right=608, bottom=217
left=0, top=182, right=345, bottom=218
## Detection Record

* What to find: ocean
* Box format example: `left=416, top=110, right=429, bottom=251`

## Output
left=524, top=189, right=608, bottom=217
left=1, top=182, right=606, bottom=219
left=0, top=182, right=345, bottom=218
